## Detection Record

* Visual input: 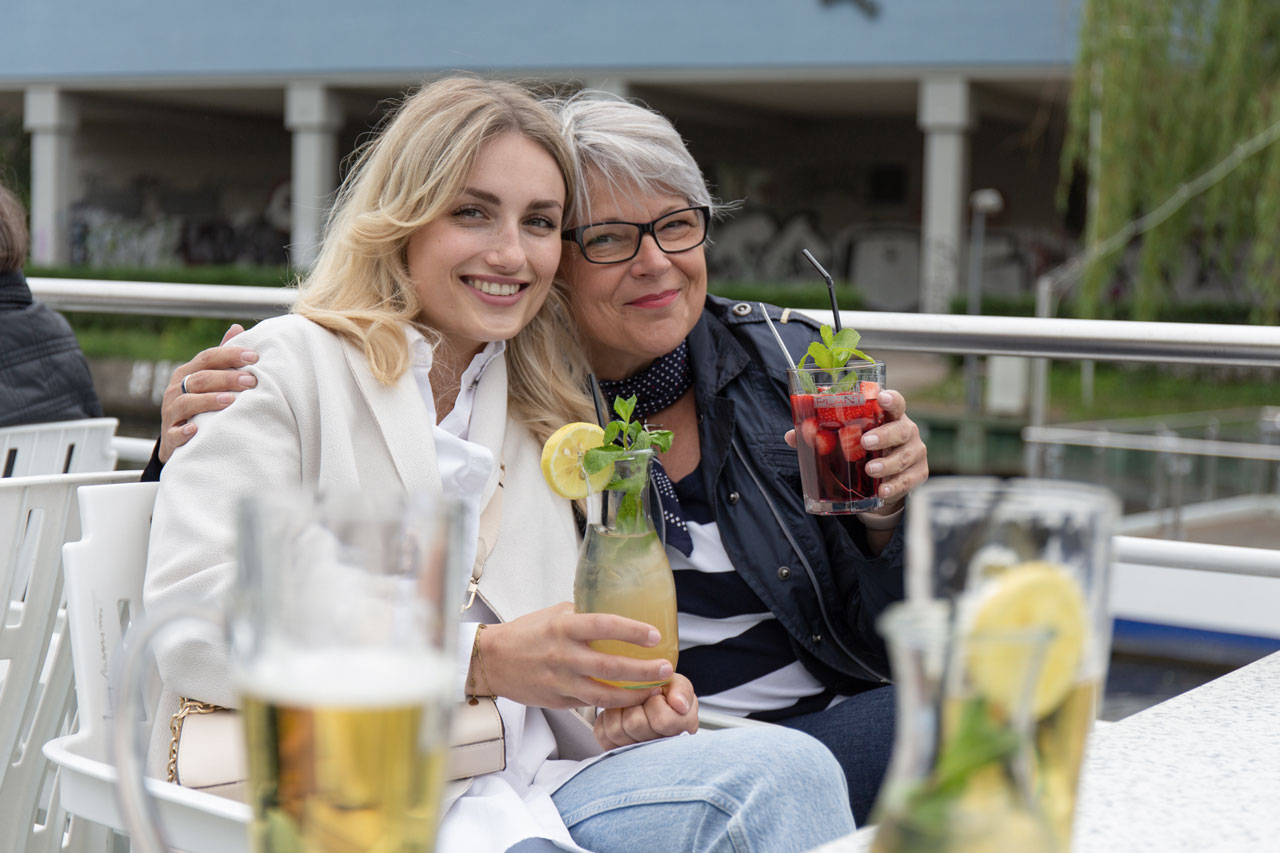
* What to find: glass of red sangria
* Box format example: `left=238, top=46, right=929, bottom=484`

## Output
left=787, top=360, right=887, bottom=514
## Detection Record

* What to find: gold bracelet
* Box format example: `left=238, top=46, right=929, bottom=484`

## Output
left=467, top=623, right=496, bottom=706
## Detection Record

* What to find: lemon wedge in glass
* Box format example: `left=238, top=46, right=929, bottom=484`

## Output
left=965, top=561, right=1087, bottom=719
left=541, top=422, right=612, bottom=499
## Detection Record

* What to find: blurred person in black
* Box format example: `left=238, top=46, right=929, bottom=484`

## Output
left=0, top=181, right=102, bottom=428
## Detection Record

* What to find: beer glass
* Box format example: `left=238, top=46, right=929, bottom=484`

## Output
left=906, top=477, right=1119, bottom=848
left=114, top=488, right=463, bottom=853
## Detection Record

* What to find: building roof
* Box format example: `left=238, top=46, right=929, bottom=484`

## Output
left=2, top=0, right=1082, bottom=83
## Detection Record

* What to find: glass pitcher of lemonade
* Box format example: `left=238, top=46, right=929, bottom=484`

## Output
left=573, top=448, right=679, bottom=688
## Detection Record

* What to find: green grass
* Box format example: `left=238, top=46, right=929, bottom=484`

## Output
left=67, top=316, right=242, bottom=361
left=911, top=360, right=1279, bottom=422
left=708, top=282, right=865, bottom=311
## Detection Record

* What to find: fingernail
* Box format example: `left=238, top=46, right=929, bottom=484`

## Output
left=183, top=424, right=197, bottom=435
left=671, top=694, right=688, bottom=714
left=866, top=461, right=883, bottom=475
left=881, top=484, right=895, bottom=498
left=648, top=629, right=661, bottom=646
left=238, top=374, right=256, bottom=387
left=217, top=393, right=234, bottom=404
left=658, top=663, right=673, bottom=678
left=241, top=351, right=259, bottom=363
left=879, top=391, right=892, bottom=405
left=862, top=434, right=880, bottom=448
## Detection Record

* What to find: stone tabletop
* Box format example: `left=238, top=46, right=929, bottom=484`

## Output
left=812, top=650, right=1280, bottom=852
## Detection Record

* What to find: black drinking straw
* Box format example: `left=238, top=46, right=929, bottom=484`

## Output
left=587, top=373, right=608, bottom=427
left=802, top=249, right=842, bottom=332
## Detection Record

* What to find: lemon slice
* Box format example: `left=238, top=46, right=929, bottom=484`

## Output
left=541, top=422, right=612, bottom=499
left=964, top=561, right=1087, bottom=719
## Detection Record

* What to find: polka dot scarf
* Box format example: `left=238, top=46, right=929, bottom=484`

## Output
left=598, top=341, right=695, bottom=556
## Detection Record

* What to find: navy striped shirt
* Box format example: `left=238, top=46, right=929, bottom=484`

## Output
left=670, top=470, right=842, bottom=722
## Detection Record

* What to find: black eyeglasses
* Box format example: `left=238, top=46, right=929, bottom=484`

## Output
left=562, top=206, right=710, bottom=264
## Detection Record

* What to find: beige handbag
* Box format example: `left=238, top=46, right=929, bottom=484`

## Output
left=169, top=476, right=508, bottom=797
left=171, top=695, right=505, bottom=798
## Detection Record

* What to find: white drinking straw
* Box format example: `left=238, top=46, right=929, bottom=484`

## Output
left=759, top=303, right=799, bottom=372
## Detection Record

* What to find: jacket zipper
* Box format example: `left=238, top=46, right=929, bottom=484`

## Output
left=730, top=438, right=891, bottom=684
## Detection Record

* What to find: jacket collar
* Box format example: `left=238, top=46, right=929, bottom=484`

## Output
left=685, top=297, right=752, bottom=397
left=0, top=270, right=32, bottom=309
left=340, top=330, right=443, bottom=495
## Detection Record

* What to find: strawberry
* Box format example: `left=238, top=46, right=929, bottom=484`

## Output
left=813, top=428, right=839, bottom=457
left=800, top=417, right=820, bottom=447
left=790, top=394, right=816, bottom=421
left=838, top=424, right=865, bottom=461
left=860, top=381, right=882, bottom=404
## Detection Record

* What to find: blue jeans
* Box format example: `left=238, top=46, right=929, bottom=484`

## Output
left=549, top=726, right=855, bottom=852
left=776, top=685, right=896, bottom=826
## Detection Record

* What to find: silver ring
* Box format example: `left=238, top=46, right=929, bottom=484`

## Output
left=180, top=375, right=190, bottom=395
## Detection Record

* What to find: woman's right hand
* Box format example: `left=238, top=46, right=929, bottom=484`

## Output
left=477, top=603, right=673, bottom=710
left=157, top=325, right=258, bottom=463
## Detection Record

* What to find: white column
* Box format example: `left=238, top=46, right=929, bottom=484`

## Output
left=917, top=77, right=974, bottom=314
left=285, top=82, right=343, bottom=270
left=23, top=86, right=79, bottom=266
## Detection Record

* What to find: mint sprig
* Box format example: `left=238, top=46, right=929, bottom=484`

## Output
left=797, top=324, right=874, bottom=371
left=581, top=396, right=674, bottom=533
left=891, top=696, right=1022, bottom=839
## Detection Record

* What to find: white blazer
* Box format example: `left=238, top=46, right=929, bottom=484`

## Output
left=146, top=313, right=601, bottom=851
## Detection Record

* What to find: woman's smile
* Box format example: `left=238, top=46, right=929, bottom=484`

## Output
left=463, top=274, right=529, bottom=302
left=626, top=289, right=681, bottom=309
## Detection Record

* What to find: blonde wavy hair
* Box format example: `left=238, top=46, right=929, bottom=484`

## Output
left=294, top=76, right=595, bottom=443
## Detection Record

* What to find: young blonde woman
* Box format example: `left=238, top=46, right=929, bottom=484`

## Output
left=145, top=77, right=855, bottom=852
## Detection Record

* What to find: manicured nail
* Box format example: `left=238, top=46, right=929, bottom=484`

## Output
left=658, top=663, right=673, bottom=678
left=241, top=351, right=259, bottom=363
left=217, top=393, right=234, bottom=404
left=648, top=629, right=661, bottom=646
left=239, top=374, right=257, bottom=387
left=862, top=434, right=880, bottom=448
left=866, top=461, right=884, bottom=476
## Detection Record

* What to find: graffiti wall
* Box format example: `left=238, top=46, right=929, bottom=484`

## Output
left=67, top=177, right=290, bottom=268
left=705, top=205, right=1074, bottom=311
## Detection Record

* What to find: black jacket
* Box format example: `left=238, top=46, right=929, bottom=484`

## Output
left=0, top=270, right=102, bottom=428
left=676, top=295, right=904, bottom=690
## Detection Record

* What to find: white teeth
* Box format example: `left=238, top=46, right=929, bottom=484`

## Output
left=467, top=278, right=520, bottom=297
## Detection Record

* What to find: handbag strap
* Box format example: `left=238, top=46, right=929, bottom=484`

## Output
left=462, top=462, right=504, bottom=613
left=167, top=697, right=229, bottom=783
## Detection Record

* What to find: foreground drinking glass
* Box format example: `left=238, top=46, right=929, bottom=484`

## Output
left=115, top=488, right=463, bottom=853
left=573, top=448, right=678, bottom=687
left=787, top=361, right=887, bottom=514
left=906, top=477, right=1119, bottom=849
left=871, top=601, right=1056, bottom=853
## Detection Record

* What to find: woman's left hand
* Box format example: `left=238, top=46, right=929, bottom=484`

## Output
left=592, top=673, right=699, bottom=750
left=860, top=390, right=929, bottom=511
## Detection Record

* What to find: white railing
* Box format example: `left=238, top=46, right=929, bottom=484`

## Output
left=29, top=279, right=1280, bottom=367
left=31, top=279, right=1280, bottom=593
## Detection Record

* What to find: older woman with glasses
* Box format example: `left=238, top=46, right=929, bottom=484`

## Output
left=542, top=92, right=929, bottom=824
left=151, top=89, right=929, bottom=825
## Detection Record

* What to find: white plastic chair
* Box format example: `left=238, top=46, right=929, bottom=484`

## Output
left=0, top=418, right=120, bottom=478
left=0, top=469, right=142, bottom=853
left=44, top=480, right=250, bottom=852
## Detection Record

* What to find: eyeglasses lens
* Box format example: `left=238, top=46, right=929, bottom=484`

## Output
left=580, top=208, right=706, bottom=263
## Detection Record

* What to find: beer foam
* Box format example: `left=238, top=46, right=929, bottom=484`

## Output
left=234, top=646, right=452, bottom=708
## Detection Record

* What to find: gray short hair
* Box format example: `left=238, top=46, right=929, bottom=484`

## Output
left=548, top=91, right=726, bottom=228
